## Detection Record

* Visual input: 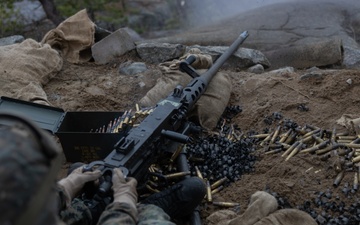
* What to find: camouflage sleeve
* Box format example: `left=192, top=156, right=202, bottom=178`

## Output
left=97, top=202, right=137, bottom=225
left=56, top=183, right=69, bottom=211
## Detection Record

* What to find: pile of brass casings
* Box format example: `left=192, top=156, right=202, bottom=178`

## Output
left=252, top=124, right=360, bottom=190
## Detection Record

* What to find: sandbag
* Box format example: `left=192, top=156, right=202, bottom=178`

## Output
left=139, top=49, right=231, bottom=130
left=42, top=9, right=95, bottom=64
left=253, top=209, right=317, bottom=225
left=0, top=39, right=63, bottom=105
left=207, top=191, right=317, bottom=225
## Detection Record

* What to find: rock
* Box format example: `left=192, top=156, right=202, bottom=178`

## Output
left=136, top=42, right=186, bottom=64
left=247, top=64, right=264, bottom=74
left=92, top=28, right=136, bottom=65
left=0, top=35, right=24, bottom=46
left=186, top=45, right=271, bottom=69
left=119, top=62, right=147, bottom=75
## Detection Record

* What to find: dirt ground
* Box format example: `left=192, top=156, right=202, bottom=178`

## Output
left=43, top=52, right=360, bottom=223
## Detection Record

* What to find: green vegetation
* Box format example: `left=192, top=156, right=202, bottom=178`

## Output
left=55, top=0, right=127, bottom=27
left=0, top=0, right=23, bottom=37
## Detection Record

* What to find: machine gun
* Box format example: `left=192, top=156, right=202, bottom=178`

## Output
left=81, top=30, right=249, bottom=224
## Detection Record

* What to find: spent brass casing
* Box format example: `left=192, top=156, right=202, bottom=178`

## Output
left=249, top=133, right=269, bottom=139
left=146, top=184, right=160, bottom=193
left=264, top=148, right=283, bottom=155
left=270, top=126, right=281, bottom=144
left=312, top=135, right=325, bottom=144
left=195, top=166, right=204, bottom=180
left=338, top=135, right=357, bottom=140
left=285, top=142, right=303, bottom=161
left=260, top=132, right=274, bottom=146
left=211, top=185, right=224, bottom=195
left=164, top=171, right=191, bottom=179
left=301, top=140, right=328, bottom=154
left=303, top=128, right=321, bottom=139
left=301, top=134, right=315, bottom=144
left=352, top=155, right=360, bottom=163
left=206, top=180, right=212, bottom=202
left=282, top=141, right=300, bottom=157
left=350, top=137, right=360, bottom=144
left=170, top=145, right=184, bottom=163
left=279, top=129, right=292, bottom=143
left=330, top=127, right=337, bottom=144
left=316, top=144, right=340, bottom=155
left=354, top=171, right=359, bottom=190
left=210, top=177, right=228, bottom=189
left=345, top=143, right=360, bottom=149
left=305, top=124, right=321, bottom=131
left=212, top=201, right=240, bottom=207
left=284, top=131, right=297, bottom=144
left=333, top=170, right=345, bottom=187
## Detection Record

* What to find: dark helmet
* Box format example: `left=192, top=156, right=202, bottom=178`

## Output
left=0, top=112, right=63, bottom=225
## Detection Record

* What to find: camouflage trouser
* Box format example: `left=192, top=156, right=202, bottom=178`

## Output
left=60, top=198, right=93, bottom=225
left=60, top=198, right=175, bottom=225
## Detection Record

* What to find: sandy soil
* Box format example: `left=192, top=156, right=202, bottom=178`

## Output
left=43, top=52, right=360, bottom=223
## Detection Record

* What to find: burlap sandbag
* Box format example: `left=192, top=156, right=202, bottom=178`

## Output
left=207, top=191, right=317, bottom=225
left=0, top=39, right=63, bottom=105
left=139, top=49, right=231, bottom=130
left=42, top=9, right=95, bottom=64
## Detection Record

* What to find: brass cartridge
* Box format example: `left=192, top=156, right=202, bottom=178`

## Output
left=270, top=126, right=281, bottom=145
left=285, top=142, right=303, bottom=161
left=353, top=170, right=359, bottom=191
left=316, top=144, right=340, bottom=155
left=303, top=128, right=321, bottom=139
left=164, top=171, right=191, bottom=179
left=279, top=129, right=292, bottom=143
left=206, top=180, right=212, bottom=202
left=211, top=185, right=224, bottom=195
left=212, top=201, right=240, bottom=207
left=333, top=170, right=344, bottom=187
left=312, top=134, right=325, bottom=144
left=210, top=177, right=228, bottom=189
left=264, top=148, right=283, bottom=155
left=281, top=141, right=300, bottom=157
left=301, top=140, right=328, bottom=154
left=195, top=166, right=204, bottom=180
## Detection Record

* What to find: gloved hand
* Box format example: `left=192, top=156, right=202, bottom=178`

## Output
left=58, top=167, right=101, bottom=204
left=112, top=168, right=138, bottom=212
